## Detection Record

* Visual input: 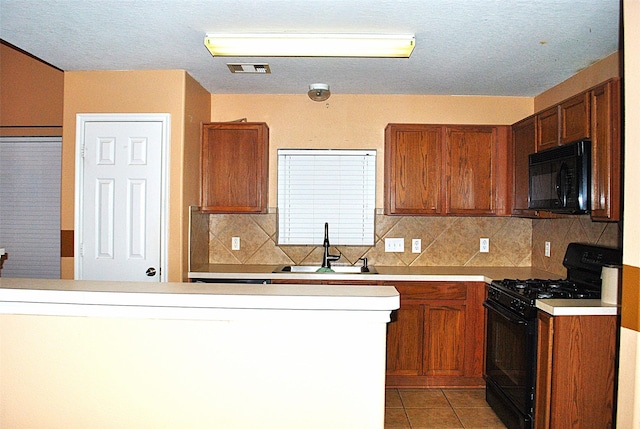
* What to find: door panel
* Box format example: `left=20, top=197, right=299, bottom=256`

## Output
left=79, top=120, right=163, bottom=282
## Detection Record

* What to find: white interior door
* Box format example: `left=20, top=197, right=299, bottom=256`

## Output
left=76, top=115, right=169, bottom=282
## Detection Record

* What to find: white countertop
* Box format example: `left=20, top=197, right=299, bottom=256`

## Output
left=189, top=264, right=556, bottom=284
left=0, top=277, right=399, bottom=320
left=536, top=299, right=619, bottom=316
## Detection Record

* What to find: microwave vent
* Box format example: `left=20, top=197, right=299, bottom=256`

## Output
left=227, top=63, right=271, bottom=74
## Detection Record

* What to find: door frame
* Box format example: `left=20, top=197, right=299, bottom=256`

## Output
left=74, top=113, right=171, bottom=281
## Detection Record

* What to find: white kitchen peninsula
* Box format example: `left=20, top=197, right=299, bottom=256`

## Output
left=0, top=278, right=399, bottom=429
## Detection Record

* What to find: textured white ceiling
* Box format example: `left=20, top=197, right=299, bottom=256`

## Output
left=0, top=0, right=620, bottom=97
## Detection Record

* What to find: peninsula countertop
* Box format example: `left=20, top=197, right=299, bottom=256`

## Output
left=0, top=277, right=399, bottom=320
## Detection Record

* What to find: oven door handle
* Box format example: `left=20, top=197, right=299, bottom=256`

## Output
left=483, top=300, right=527, bottom=325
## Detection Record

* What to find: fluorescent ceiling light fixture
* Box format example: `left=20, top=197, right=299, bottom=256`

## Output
left=204, top=33, right=415, bottom=58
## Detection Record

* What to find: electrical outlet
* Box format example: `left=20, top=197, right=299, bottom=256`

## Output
left=412, top=238, right=422, bottom=253
left=480, top=238, right=489, bottom=253
left=232, top=237, right=240, bottom=251
left=385, top=238, right=404, bottom=252
left=545, top=241, right=551, bottom=257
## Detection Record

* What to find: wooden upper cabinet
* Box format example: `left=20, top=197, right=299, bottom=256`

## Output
left=445, top=126, right=502, bottom=215
left=560, top=92, right=590, bottom=144
left=385, top=124, right=443, bottom=215
left=537, top=93, right=590, bottom=151
left=536, top=106, right=560, bottom=151
left=590, top=78, right=621, bottom=221
left=511, top=116, right=537, bottom=217
left=200, top=122, right=269, bottom=213
left=385, top=124, right=509, bottom=216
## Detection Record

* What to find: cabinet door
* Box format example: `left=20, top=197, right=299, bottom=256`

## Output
left=423, top=304, right=465, bottom=376
left=548, top=316, right=617, bottom=429
left=536, top=106, right=560, bottom=151
left=384, top=124, right=443, bottom=215
left=511, top=116, right=538, bottom=217
left=386, top=303, right=424, bottom=376
left=590, top=79, right=621, bottom=221
left=201, top=123, right=269, bottom=213
left=560, top=93, right=590, bottom=144
left=445, top=126, right=497, bottom=215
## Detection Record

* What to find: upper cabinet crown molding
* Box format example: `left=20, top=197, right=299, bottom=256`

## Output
left=200, top=122, right=269, bottom=213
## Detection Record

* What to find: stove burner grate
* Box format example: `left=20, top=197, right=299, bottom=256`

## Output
left=494, top=278, right=600, bottom=300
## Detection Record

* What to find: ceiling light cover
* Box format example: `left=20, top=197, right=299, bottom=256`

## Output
left=308, top=83, right=330, bottom=102
left=204, top=33, right=415, bottom=58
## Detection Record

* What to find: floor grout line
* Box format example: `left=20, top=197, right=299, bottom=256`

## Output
left=387, top=387, right=505, bottom=429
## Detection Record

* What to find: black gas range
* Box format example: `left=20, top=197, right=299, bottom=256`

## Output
left=488, top=243, right=621, bottom=319
left=484, top=243, right=621, bottom=429
left=487, top=278, right=601, bottom=320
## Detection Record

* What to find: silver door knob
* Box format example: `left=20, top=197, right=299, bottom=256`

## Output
left=146, top=267, right=157, bottom=277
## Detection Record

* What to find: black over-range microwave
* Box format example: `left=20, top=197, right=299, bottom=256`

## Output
left=528, top=139, right=591, bottom=214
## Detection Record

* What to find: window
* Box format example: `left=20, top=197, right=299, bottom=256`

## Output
left=277, top=149, right=376, bottom=245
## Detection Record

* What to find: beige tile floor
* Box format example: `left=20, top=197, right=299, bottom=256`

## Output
left=385, top=388, right=507, bottom=429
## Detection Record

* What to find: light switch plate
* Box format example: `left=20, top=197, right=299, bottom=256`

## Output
left=385, top=238, right=404, bottom=252
left=480, top=238, right=489, bottom=253
left=545, top=241, right=551, bottom=257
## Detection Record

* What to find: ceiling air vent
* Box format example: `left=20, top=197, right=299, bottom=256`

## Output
left=226, top=63, right=271, bottom=74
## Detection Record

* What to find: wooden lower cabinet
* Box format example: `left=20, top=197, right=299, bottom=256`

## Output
left=272, top=278, right=486, bottom=387
left=385, top=281, right=485, bottom=387
left=535, top=312, right=617, bottom=429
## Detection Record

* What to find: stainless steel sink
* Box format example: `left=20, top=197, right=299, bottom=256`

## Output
left=273, top=265, right=378, bottom=274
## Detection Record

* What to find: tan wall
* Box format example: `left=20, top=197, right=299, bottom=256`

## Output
left=534, top=52, right=620, bottom=111
left=182, top=74, right=211, bottom=278
left=0, top=42, right=64, bottom=136
left=61, top=70, right=208, bottom=281
left=211, top=94, right=533, bottom=208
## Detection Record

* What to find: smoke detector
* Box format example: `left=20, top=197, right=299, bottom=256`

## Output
left=308, top=83, right=331, bottom=102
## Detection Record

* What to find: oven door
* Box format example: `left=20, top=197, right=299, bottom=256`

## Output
left=483, top=299, right=536, bottom=429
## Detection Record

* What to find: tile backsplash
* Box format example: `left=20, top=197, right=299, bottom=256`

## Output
left=195, top=210, right=533, bottom=268
left=190, top=208, right=620, bottom=274
left=531, top=215, right=621, bottom=275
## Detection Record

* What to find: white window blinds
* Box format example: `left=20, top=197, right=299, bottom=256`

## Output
left=0, top=137, right=62, bottom=278
left=277, top=149, right=376, bottom=246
